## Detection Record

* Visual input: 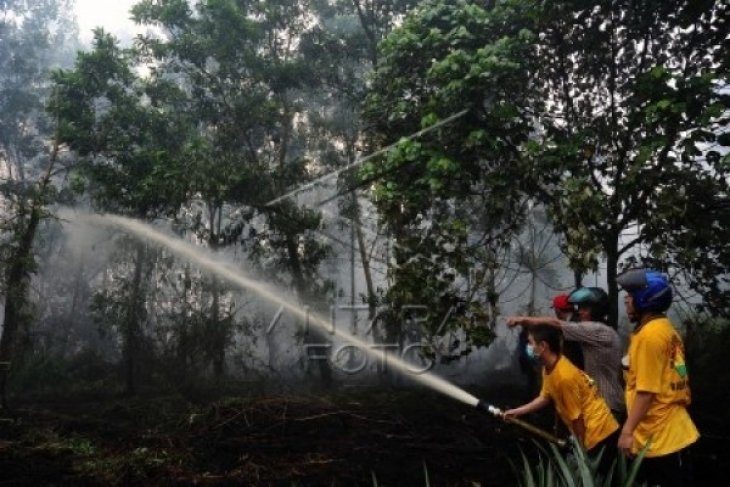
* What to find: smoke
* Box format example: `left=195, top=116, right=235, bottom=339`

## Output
left=58, top=209, right=481, bottom=406
left=48, top=202, right=619, bottom=400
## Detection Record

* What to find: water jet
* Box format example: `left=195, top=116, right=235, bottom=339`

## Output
left=61, top=209, right=566, bottom=447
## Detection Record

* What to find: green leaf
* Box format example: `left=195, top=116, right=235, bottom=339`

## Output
left=549, top=442, right=577, bottom=487
left=520, top=451, right=536, bottom=487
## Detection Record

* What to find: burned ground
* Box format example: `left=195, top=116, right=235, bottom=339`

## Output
left=0, top=386, right=538, bottom=486
left=0, top=385, right=728, bottom=485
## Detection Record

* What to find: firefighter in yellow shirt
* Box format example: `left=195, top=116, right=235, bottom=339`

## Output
left=617, top=269, right=699, bottom=487
left=504, top=325, right=619, bottom=475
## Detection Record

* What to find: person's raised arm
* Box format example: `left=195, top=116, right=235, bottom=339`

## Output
left=506, top=316, right=563, bottom=329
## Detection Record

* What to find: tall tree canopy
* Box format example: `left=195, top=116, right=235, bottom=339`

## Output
left=365, top=0, right=730, bottom=326
left=130, top=0, right=331, bottom=296
left=53, top=30, right=192, bottom=217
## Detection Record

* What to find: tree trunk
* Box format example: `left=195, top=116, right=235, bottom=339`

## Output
left=285, top=233, right=333, bottom=389
left=353, top=204, right=377, bottom=319
left=0, top=206, right=42, bottom=409
left=123, top=242, right=145, bottom=396
left=346, top=219, right=358, bottom=369
left=210, top=277, right=225, bottom=377
left=59, top=258, right=86, bottom=358
left=0, top=93, right=66, bottom=407
left=574, top=270, right=583, bottom=289
left=177, top=265, right=192, bottom=381
left=605, top=240, right=620, bottom=330
left=208, top=204, right=226, bottom=378
left=0, top=110, right=60, bottom=407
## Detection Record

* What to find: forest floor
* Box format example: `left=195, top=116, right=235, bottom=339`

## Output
left=0, top=384, right=728, bottom=486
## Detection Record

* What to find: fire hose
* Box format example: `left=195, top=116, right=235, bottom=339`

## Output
left=476, top=400, right=567, bottom=448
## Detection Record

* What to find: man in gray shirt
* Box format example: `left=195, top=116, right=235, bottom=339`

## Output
left=507, top=287, right=625, bottom=419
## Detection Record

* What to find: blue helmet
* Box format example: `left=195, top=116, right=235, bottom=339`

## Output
left=616, top=269, right=673, bottom=313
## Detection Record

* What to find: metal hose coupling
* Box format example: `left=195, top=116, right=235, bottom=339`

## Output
left=476, top=400, right=503, bottom=417
left=475, top=399, right=566, bottom=448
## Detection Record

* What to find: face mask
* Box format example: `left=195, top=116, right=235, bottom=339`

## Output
left=526, top=343, right=539, bottom=361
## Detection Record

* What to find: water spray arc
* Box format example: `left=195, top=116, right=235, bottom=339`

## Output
left=67, top=211, right=478, bottom=406
left=264, top=110, right=468, bottom=208
left=63, top=211, right=566, bottom=447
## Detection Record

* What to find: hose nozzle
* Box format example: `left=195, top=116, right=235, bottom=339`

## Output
left=476, top=400, right=502, bottom=417
left=475, top=398, right=566, bottom=448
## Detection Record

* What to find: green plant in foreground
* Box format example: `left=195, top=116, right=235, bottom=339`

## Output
left=516, top=440, right=647, bottom=487
left=370, top=461, right=432, bottom=486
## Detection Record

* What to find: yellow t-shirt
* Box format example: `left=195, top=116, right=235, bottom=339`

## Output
left=540, top=356, right=619, bottom=450
left=625, top=317, right=699, bottom=457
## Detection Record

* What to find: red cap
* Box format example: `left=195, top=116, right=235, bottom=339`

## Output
left=551, top=294, right=573, bottom=312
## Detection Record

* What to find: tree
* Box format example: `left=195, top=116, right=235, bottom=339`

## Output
left=131, top=0, right=337, bottom=386
left=53, top=30, right=193, bottom=394
left=298, top=0, right=420, bottom=365
left=363, top=0, right=537, bottom=354
left=531, top=0, right=730, bottom=325
left=0, top=0, right=77, bottom=407
left=365, top=0, right=730, bottom=327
